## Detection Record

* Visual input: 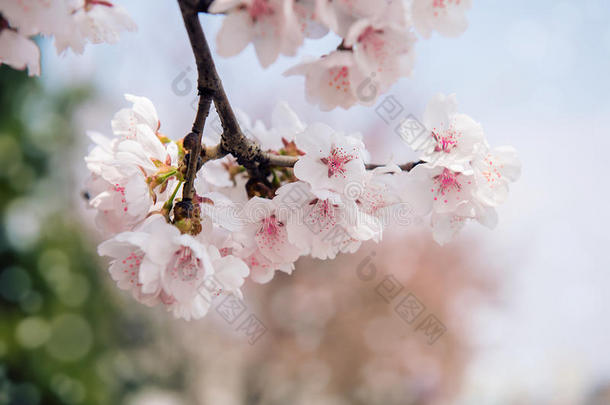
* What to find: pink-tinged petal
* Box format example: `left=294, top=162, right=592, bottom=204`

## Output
left=255, top=214, right=302, bottom=263
left=285, top=51, right=365, bottom=111
left=252, top=29, right=282, bottom=68
left=474, top=204, right=498, bottom=229
left=123, top=94, right=160, bottom=132
left=209, top=0, right=244, bottom=13
left=431, top=212, right=467, bottom=245
left=216, top=11, right=252, bottom=58
left=0, top=30, right=40, bottom=76
left=412, top=0, right=472, bottom=39
left=423, top=93, right=457, bottom=132
left=139, top=257, right=162, bottom=294
left=294, top=154, right=330, bottom=188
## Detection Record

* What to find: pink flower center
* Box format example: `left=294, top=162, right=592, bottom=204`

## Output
left=432, top=131, right=457, bottom=153
left=327, top=66, right=350, bottom=93
left=249, top=0, right=273, bottom=20
left=169, top=247, right=202, bottom=283
left=261, top=215, right=281, bottom=236
left=306, top=199, right=339, bottom=233
left=433, top=168, right=461, bottom=195
left=357, top=27, right=388, bottom=71
left=357, top=189, right=385, bottom=215
left=320, top=146, right=355, bottom=178
left=256, top=215, right=291, bottom=255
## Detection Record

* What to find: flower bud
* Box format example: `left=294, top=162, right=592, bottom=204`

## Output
left=173, top=200, right=194, bottom=221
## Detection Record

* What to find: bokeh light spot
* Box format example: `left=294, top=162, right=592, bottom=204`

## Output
left=46, top=314, right=93, bottom=362
left=15, top=317, right=51, bottom=349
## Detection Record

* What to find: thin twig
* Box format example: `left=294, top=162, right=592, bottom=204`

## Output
left=177, top=0, right=213, bottom=201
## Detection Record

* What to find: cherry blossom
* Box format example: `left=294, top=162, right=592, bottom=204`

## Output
left=277, top=181, right=379, bottom=259
left=293, top=122, right=366, bottom=200
left=138, top=215, right=249, bottom=320
left=210, top=0, right=303, bottom=67
left=265, top=101, right=307, bottom=149
left=243, top=250, right=293, bottom=284
left=0, top=0, right=136, bottom=62
left=408, top=164, right=477, bottom=214
left=345, top=17, right=417, bottom=93
left=431, top=199, right=498, bottom=245
left=316, top=0, right=392, bottom=37
left=285, top=51, right=370, bottom=110
left=471, top=145, right=521, bottom=207
left=111, top=94, right=161, bottom=140
left=406, top=93, right=485, bottom=173
left=411, top=0, right=472, bottom=39
left=233, top=197, right=303, bottom=280
left=84, top=95, right=180, bottom=234
left=98, top=229, right=160, bottom=306
left=55, top=0, right=136, bottom=54
left=356, top=164, right=407, bottom=227
left=85, top=89, right=520, bottom=318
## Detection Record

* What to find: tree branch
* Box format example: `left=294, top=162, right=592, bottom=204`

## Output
left=177, top=0, right=267, bottom=173
left=176, top=0, right=422, bottom=206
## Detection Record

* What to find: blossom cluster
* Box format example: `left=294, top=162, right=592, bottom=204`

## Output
left=0, top=0, right=136, bottom=76
left=398, top=93, right=521, bottom=244
left=86, top=93, right=519, bottom=320
left=211, top=0, right=472, bottom=109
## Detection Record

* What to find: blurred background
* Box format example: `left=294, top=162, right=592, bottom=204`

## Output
left=1, top=0, right=610, bottom=404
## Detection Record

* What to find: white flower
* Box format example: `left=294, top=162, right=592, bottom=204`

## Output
left=406, top=164, right=476, bottom=214
left=285, top=51, right=369, bottom=110
left=98, top=230, right=160, bottom=306
left=234, top=197, right=303, bottom=280
left=86, top=174, right=144, bottom=234
left=277, top=181, right=378, bottom=260
left=344, top=17, right=417, bottom=93
left=198, top=191, right=244, bottom=233
left=293, top=123, right=366, bottom=201
left=54, top=0, right=136, bottom=54
left=356, top=164, right=409, bottom=229
left=195, top=157, right=236, bottom=193
left=408, top=93, right=485, bottom=173
left=243, top=250, right=293, bottom=284
left=471, top=145, right=521, bottom=207
left=210, top=0, right=303, bottom=68
left=267, top=101, right=307, bottom=148
left=84, top=96, right=179, bottom=234
left=138, top=216, right=249, bottom=321
left=411, top=0, right=472, bottom=39
left=224, top=102, right=306, bottom=153
left=315, top=0, right=387, bottom=37
left=430, top=200, right=497, bottom=245
left=0, top=28, right=40, bottom=76
left=0, top=0, right=136, bottom=56
left=111, top=94, right=161, bottom=140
